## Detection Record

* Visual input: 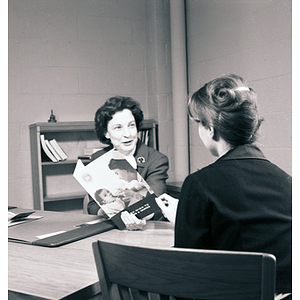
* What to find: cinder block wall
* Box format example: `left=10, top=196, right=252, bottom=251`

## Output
left=145, top=0, right=174, bottom=180
left=8, top=0, right=174, bottom=208
left=8, top=0, right=291, bottom=208
left=186, top=0, right=292, bottom=176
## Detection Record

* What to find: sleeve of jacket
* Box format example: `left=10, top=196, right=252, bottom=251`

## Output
left=87, top=195, right=99, bottom=215
left=175, top=174, right=213, bottom=249
left=143, top=149, right=169, bottom=197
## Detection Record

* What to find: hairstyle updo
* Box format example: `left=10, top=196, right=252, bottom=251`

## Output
left=188, top=74, right=264, bottom=147
left=94, top=96, right=144, bottom=145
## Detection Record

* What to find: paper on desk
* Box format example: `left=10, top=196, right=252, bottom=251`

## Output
left=8, top=216, right=43, bottom=227
left=8, top=211, right=43, bottom=227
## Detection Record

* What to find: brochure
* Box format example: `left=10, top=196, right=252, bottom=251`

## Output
left=73, top=149, right=160, bottom=229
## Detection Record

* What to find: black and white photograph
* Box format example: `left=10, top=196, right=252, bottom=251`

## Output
left=7, top=1, right=294, bottom=299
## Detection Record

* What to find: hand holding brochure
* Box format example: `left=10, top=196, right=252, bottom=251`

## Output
left=73, top=149, right=160, bottom=229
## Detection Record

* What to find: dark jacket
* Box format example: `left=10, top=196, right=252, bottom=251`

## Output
left=87, top=139, right=169, bottom=218
left=175, top=145, right=292, bottom=293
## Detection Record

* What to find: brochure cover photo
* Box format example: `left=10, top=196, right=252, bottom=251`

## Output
left=73, top=149, right=160, bottom=229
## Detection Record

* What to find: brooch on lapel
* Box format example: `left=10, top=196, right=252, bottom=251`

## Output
left=137, top=156, right=145, bottom=164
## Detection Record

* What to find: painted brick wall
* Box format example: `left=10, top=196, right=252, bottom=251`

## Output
left=145, top=0, right=174, bottom=180
left=186, top=0, right=292, bottom=176
left=9, top=0, right=291, bottom=209
left=8, top=0, right=174, bottom=208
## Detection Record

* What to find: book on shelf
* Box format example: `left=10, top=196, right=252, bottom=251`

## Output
left=139, top=130, right=149, bottom=146
left=40, top=135, right=68, bottom=162
left=73, top=149, right=160, bottom=229
left=49, top=139, right=68, bottom=160
left=77, top=147, right=104, bottom=160
left=144, top=130, right=149, bottom=145
left=40, top=135, right=58, bottom=162
left=45, top=139, right=62, bottom=161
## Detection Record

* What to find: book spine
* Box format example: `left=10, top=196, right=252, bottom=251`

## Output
left=45, top=140, right=62, bottom=161
left=144, top=130, right=149, bottom=146
left=40, top=135, right=58, bottom=162
left=49, top=139, right=68, bottom=160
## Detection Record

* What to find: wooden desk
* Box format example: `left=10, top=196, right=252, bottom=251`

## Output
left=8, top=210, right=174, bottom=300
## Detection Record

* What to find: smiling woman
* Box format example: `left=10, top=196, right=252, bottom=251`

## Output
left=105, top=109, right=138, bottom=157
left=87, top=96, right=169, bottom=229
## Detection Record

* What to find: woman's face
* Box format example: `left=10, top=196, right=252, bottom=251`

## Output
left=105, top=109, right=138, bottom=156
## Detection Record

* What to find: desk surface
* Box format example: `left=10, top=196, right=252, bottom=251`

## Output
left=8, top=209, right=174, bottom=300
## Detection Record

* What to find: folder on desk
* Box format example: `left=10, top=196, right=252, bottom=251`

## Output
left=33, top=220, right=116, bottom=247
left=9, top=219, right=116, bottom=247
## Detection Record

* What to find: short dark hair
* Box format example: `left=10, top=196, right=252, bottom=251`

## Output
left=95, top=96, right=144, bottom=144
left=188, top=74, right=264, bottom=147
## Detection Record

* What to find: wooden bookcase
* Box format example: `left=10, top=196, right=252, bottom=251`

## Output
left=29, top=120, right=158, bottom=211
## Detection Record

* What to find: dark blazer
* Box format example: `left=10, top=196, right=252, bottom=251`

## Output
left=87, top=139, right=169, bottom=218
left=175, top=145, right=292, bottom=293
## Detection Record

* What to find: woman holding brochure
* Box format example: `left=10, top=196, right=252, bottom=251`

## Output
left=87, top=96, right=169, bottom=230
left=155, top=74, right=291, bottom=298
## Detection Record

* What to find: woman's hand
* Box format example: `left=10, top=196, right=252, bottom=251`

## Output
left=120, top=211, right=146, bottom=231
left=155, top=193, right=178, bottom=224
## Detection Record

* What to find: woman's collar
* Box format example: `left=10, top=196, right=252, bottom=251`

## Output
left=218, top=144, right=267, bottom=161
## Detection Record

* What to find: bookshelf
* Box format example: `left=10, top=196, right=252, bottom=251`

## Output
left=29, top=120, right=158, bottom=211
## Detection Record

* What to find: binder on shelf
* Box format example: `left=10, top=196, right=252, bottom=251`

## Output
left=50, top=139, right=68, bottom=160
left=40, top=135, right=58, bottom=162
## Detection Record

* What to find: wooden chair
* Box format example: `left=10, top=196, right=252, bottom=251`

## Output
left=92, top=240, right=276, bottom=300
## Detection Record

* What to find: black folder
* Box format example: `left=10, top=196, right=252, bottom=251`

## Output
left=9, top=219, right=116, bottom=247
left=32, top=219, right=116, bottom=247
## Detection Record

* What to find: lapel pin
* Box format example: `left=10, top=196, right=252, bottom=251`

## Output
left=137, top=156, right=145, bottom=164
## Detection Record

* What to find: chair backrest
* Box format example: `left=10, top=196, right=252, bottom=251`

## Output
left=92, top=240, right=276, bottom=300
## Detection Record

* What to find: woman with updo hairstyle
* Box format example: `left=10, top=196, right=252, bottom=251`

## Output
left=188, top=74, right=263, bottom=148
left=156, top=74, right=292, bottom=297
left=87, top=96, right=169, bottom=230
